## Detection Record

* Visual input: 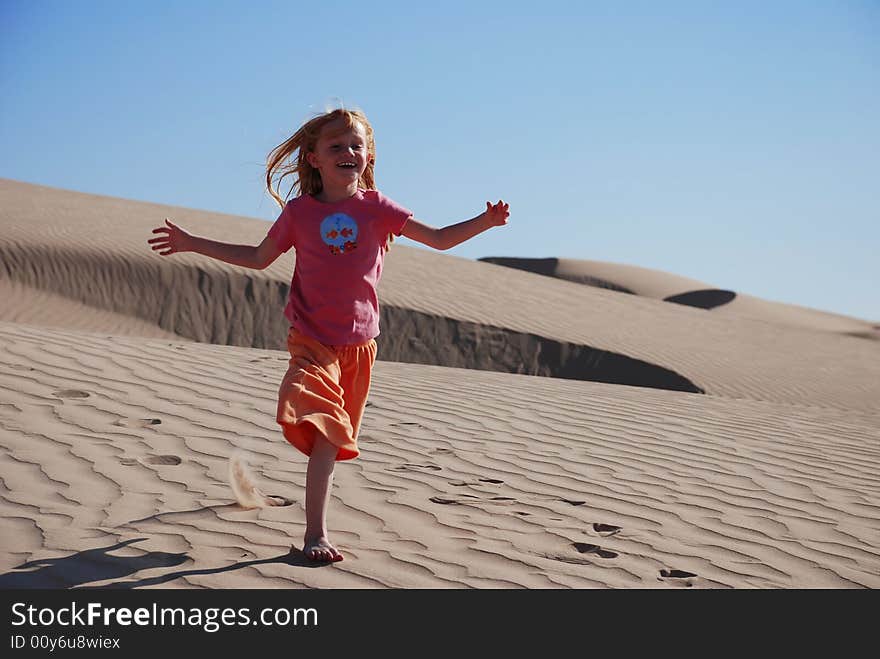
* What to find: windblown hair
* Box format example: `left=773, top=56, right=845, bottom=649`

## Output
left=266, top=108, right=376, bottom=205
left=265, top=107, right=394, bottom=246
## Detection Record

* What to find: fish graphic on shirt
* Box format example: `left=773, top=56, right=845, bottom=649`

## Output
left=320, top=213, right=359, bottom=255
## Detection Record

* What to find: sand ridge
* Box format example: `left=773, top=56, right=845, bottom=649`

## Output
left=1, top=323, right=878, bottom=588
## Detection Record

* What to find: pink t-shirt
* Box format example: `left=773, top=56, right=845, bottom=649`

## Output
left=267, top=189, right=412, bottom=346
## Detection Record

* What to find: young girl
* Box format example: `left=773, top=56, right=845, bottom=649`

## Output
left=148, top=107, right=509, bottom=563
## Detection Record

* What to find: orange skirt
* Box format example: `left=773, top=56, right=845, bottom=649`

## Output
left=276, top=329, right=377, bottom=461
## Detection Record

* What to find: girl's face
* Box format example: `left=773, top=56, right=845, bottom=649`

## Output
left=306, top=119, right=372, bottom=192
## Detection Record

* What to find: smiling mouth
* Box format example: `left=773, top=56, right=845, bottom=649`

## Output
left=337, top=162, right=357, bottom=169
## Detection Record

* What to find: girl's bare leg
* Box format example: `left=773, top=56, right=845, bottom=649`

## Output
left=303, top=434, right=343, bottom=562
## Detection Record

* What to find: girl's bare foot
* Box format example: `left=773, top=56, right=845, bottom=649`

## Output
left=303, top=536, right=344, bottom=562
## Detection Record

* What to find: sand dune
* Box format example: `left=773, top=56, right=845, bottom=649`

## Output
left=0, top=278, right=186, bottom=340
left=479, top=256, right=879, bottom=340
left=3, top=179, right=879, bottom=411
left=1, top=178, right=879, bottom=589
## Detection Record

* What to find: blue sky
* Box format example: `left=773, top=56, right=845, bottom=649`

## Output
left=2, top=1, right=878, bottom=321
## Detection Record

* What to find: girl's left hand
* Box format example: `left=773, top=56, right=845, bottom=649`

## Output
left=484, top=200, right=510, bottom=227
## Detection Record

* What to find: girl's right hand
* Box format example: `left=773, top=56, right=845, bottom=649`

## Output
left=148, top=218, right=192, bottom=256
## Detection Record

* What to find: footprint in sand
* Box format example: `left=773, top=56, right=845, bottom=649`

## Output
left=54, top=389, right=90, bottom=399
left=572, top=542, right=619, bottom=559
left=660, top=568, right=698, bottom=580
left=659, top=569, right=698, bottom=588
left=257, top=495, right=295, bottom=507
left=146, top=455, right=182, bottom=466
left=542, top=543, right=618, bottom=565
left=592, top=523, right=622, bottom=536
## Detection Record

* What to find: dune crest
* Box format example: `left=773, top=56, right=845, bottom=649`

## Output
left=479, top=256, right=878, bottom=338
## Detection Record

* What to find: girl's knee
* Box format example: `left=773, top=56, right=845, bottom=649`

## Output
left=310, top=434, right=340, bottom=460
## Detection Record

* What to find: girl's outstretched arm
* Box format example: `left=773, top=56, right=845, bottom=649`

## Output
left=401, top=200, right=509, bottom=251
left=148, top=218, right=282, bottom=270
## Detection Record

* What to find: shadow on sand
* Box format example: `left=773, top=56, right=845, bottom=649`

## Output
left=0, top=537, right=324, bottom=589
